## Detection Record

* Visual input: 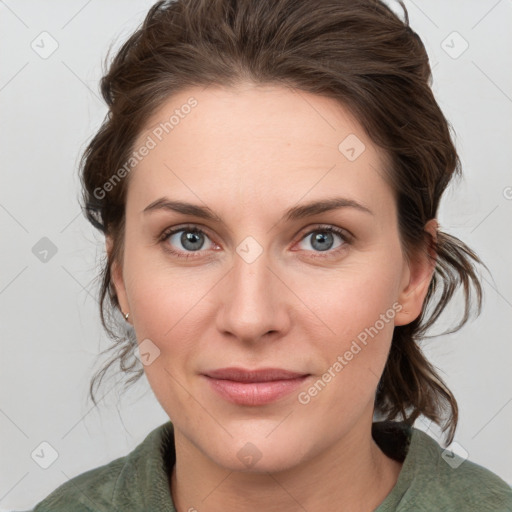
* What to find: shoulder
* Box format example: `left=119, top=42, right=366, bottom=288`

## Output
left=31, top=455, right=127, bottom=512
left=30, top=422, right=174, bottom=512
left=402, top=427, right=512, bottom=511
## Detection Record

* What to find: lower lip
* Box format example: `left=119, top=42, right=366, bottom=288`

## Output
left=203, top=375, right=310, bottom=406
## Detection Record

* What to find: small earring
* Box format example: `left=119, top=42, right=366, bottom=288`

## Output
left=124, top=312, right=130, bottom=321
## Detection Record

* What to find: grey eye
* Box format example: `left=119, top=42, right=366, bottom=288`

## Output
left=168, top=229, right=211, bottom=252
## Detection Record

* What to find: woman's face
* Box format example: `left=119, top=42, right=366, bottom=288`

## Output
left=110, top=83, right=433, bottom=473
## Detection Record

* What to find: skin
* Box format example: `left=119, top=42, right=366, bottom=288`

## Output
left=108, top=83, right=437, bottom=512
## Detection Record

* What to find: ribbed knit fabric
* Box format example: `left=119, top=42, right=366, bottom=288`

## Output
left=30, top=420, right=512, bottom=511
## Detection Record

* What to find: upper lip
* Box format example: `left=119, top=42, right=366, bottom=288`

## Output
left=203, top=367, right=309, bottom=382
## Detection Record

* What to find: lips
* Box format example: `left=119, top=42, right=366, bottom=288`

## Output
left=202, top=367, right=311, bottom=406
left=203, top=367, right=309, bottom=382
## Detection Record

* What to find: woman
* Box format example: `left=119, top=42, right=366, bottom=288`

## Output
left=31, top=0, right=512, bottom=510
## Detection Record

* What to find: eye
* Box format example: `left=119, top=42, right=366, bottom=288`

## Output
left=158, top=225, right=217, bottom=259
left=295, top=225, right=350, bottom=256
left=158, top=223, right=351, bottom=260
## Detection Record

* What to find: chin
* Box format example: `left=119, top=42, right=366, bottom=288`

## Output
left=203, top=429, right=311, bottom=474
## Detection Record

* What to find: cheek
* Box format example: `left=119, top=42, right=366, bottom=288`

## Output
left=293, top=259, right=401, bottom=398
left=123, top=246, right=221, bottom=377
left=301, top=261, right=401, bottom=343
left=127, top=270, right=206, bottom=348
left=123, top=263, right=209, bottom=416
left=123, top=234, right=203, bottom=328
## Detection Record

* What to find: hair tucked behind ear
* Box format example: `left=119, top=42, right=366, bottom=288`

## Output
left=375, top=224, right=486, bottom=445
left=80, top=0, right=486, bottom=445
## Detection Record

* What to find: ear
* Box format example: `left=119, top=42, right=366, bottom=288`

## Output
left=394, top=219, right=438, bottom=326
left=106, top=235, right=130, bottom=318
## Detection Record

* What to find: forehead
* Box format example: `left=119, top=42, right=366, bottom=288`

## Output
left=128, top=83, right=393, bottom=218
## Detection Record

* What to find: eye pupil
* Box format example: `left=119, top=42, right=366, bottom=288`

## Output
left=311, top=231, right=334, bottom=251
left=181, top=230, right=204, bottom=251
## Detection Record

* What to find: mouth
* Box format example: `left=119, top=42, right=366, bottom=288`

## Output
left=201, top=367, right=311, bottom=406
left=203, top=367, right=309, bottom=382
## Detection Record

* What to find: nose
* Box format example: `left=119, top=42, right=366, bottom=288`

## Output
left=215, top=246, right=291, bottom=344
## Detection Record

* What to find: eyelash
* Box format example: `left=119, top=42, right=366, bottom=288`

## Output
left=157, top=224, right=352, bottom=260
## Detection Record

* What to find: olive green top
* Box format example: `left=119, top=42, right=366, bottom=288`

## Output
left=30, top=420, right=512, bottom=511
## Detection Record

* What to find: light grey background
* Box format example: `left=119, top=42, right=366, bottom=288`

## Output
left=1, top=1, right=511, bottom=509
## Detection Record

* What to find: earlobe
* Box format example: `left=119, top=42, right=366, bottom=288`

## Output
left=394, top=219, right=438, bottom=326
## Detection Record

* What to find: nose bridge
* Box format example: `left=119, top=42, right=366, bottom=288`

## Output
left=217, top=238, right=288, bottom=340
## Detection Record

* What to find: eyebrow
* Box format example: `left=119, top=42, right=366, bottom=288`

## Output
left=142, top=196, right=374, bottom=222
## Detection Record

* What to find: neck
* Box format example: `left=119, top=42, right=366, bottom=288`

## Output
left=169, top=417, right=403, bottom=512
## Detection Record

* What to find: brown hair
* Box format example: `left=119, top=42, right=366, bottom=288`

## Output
left=80, top=0, right=484, bottom=445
